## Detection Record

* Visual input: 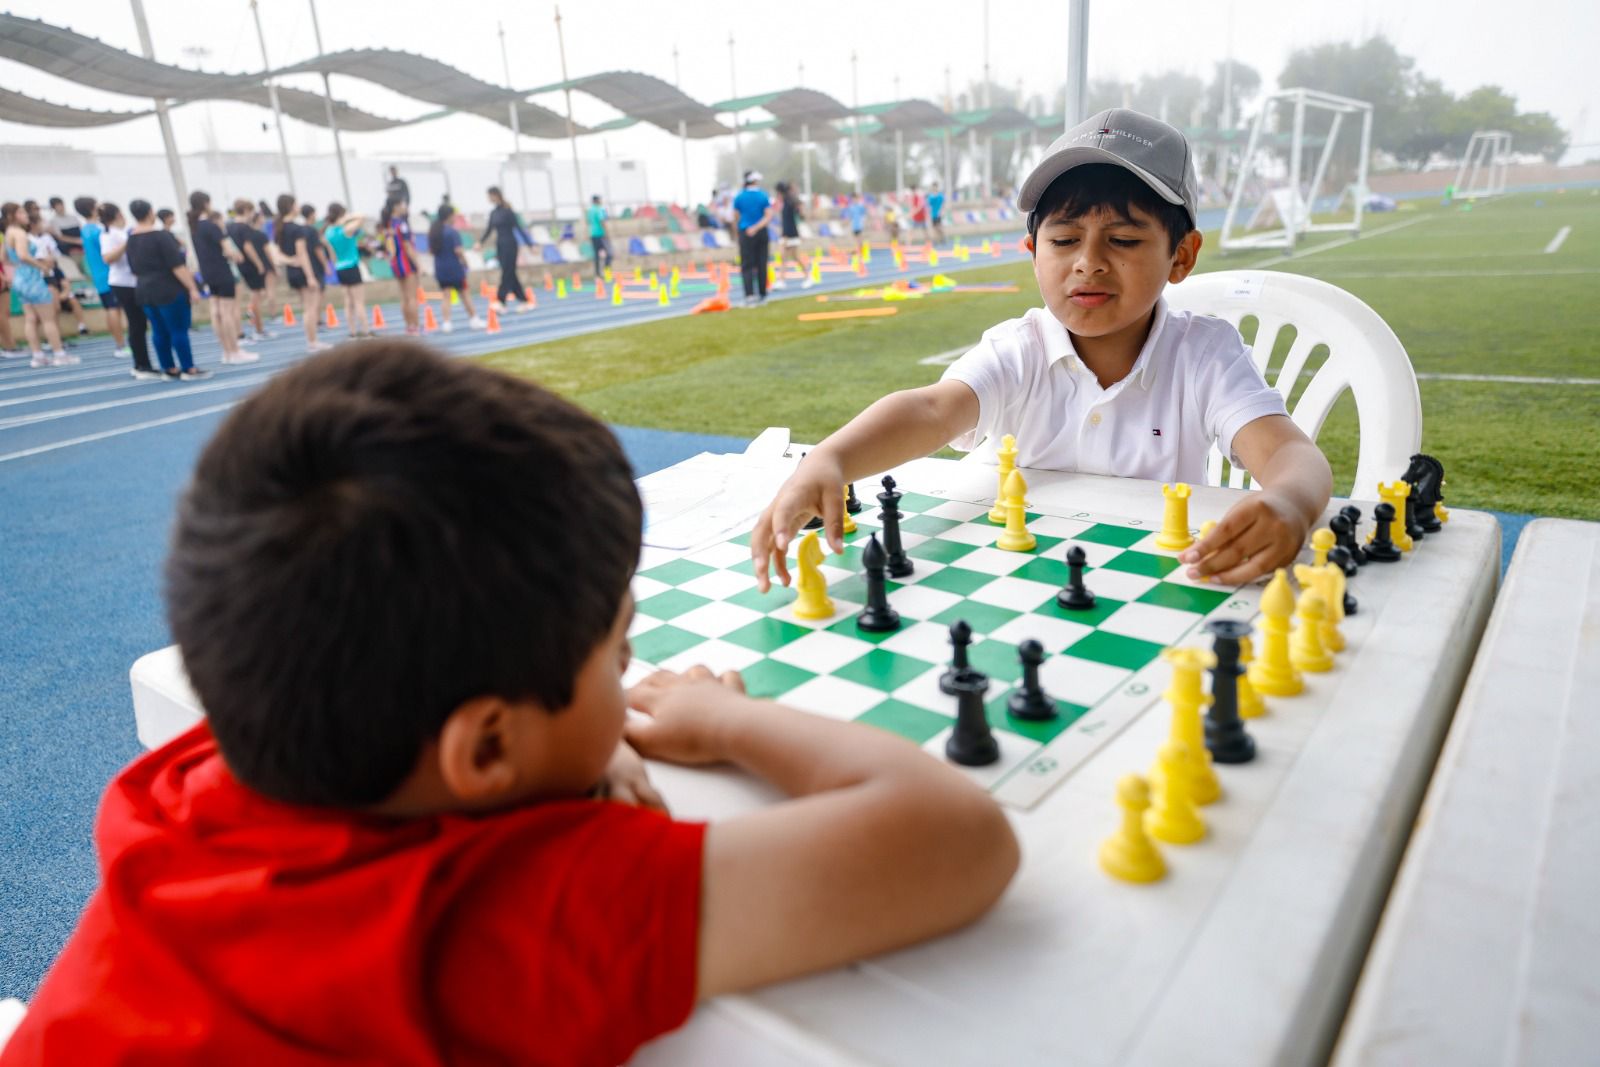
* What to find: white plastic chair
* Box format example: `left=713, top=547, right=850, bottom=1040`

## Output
left=1164, top=269, right=1421, bottom=502
left=0, top=998, right=26, bottom=1052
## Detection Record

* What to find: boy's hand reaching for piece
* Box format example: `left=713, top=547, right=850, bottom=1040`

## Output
left=625, top=666, right=750, bottom=766
left=1179, top=491, right=1308, bottom=585
left=750, top=454, right=846, bottom=593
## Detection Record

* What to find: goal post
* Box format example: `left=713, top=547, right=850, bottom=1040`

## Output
left=1452, top=130, right=1512, bottom=200
left=1219, top=88, right=1374, bottom=254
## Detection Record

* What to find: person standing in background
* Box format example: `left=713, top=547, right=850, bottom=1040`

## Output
left=380, top=197, right=421, bottom=335
left=228, top=200, right=275, bottom=344
left=385, top=166, right=411, bottom=208
left=769, top=181, right=814, bottom=291
left=77, top=196, right=130, bottom=357
left=928, top=181, right=946, bottom=245
left=189, top=191, right=257, bottom=365
left=4, top=203, right=69, bottom=366
left=97, top=203, right=161, bottom=380
left=733, top=170, right=775, bottom=308
left=482, top=186, right=532, bottom=311
left=586, top=194, right=613, bottom=280
left=276, top=194, right=327, bottom=353
left=36, top=202, right=89, bottom=337
left=323, top=203, right=372, bottom=339
left=427, top=204, right=482, bottom=332
left=126, top=198, right=207, bottom=380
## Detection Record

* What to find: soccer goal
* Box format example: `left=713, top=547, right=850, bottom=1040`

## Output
left=1452, top=130, right=1512, bottom=200
left=1219, top=88, right=1374, bottom=254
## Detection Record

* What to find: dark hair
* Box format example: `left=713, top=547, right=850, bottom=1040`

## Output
left=74, top=196, right=96, bottom=218
left=233, top=197, right=254, bottom=217
left=326, top=202, right=346, bottom=225
left=157, top=208, right=175, bottom=225
left=428, top=204, right=454, bottom=251
left=49, top=197, right=63, bottom=209
left=97, top=202, right=120, bottom=227
left=1028, top=163, right=1192, bottom=254
left=487, top=185, right=502, bottom=201
left=300, top=203, right=316, bottom=221
left=1, top=202, right=19, bottom=229
left=165, top=342, right=643, bottom=807
left=275, top=193, right=296, bottom=230
left=129, top=199, right=153, bottom=223
left=187, top=190, right=211, bottom=234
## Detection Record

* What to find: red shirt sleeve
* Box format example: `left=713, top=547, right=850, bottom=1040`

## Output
left=431, top=802, right=705, bottom=1067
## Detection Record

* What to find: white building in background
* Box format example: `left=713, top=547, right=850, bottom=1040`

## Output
left=0, top=144, right=651, bottom=220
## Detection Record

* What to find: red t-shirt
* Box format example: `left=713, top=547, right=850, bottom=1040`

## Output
left=4, top=724, right=705, bottom=1066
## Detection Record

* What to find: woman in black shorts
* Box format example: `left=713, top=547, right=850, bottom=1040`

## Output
left=229, top=198, right=275, bottom=343
left=274, top=193, right=326, bottom=352
left=188, top=191, right=256, bottom=364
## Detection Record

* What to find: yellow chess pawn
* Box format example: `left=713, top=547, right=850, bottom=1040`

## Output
left=1198, top=520, right=1217, bottom=541
left=791, top=531, right=835, bottom=620
left=1248, top=569, right=1304, bottom=696
left=1155, top=483, right=1195, bottom=551
left=989, top=434, right=1018, bottom=524
left=841, top=488, right=857, bottom=534
left=1146, top=740, right=1207, bottom=845
left=1311, top=527, right=1335, bottom=567
left=1237, top=635, right=1267, bottom=718
left=1099, top=774, right=1167, bottom=883
left=1371, top=481, right=1414, bottom=551
left=1153, top=646, right=1221, bottom=805
left=995, top=468, right=1036, bottom=552
left=1289, top=588, right=1333, bottom=673
left=1296, top=562, right=1346, bottom=653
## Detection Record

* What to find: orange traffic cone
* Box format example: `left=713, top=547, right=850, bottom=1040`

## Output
left=485, top=305, right=501, bottom=333
left=480, top=281, right=494, bottom=300
left=283, top=303, right=295, bottom=326
left=325, top=303, right=339, bottom=329
left=595, top=279, right=606, bottom=300
left=543, top=270, right=554, bottom=291
left=423, top=304, right=438, bottom=332
left=371, top=305, right=386, bottom=329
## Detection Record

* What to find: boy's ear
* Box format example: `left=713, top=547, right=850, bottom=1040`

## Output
left=1023, top=233, right=1035, bottom=254
left=436, top=696, right=526, bottom=803
left=1168, top=229, right=1203, bottom=283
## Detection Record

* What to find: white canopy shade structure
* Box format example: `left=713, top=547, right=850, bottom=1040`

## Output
left=1220, top=87, right=1374, bottom=255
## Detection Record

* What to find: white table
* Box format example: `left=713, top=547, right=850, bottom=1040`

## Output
left=130, top=448, right=1502, bottom=1067
left=1332, top=517, right=1600, bottom=1066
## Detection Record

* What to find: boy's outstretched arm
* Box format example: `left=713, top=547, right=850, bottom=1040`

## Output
left=1180, top=414, right=1333, bottom=585
left=625, top=667, right=1019, bottom=1000
left=751, top=379, right=978, bottom=592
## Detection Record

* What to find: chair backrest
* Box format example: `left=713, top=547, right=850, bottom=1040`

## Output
left=1163, top=270, right=1420, bottom=501
left=0, top=998, right=26, bottom=1052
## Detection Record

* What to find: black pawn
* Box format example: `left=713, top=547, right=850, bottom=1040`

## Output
left=939, top=620, right=974, bottom=695
left=1366, top=502, right=1402, bottom=562
left=1335, top=507, right=1368, bottom=565
left=1327, top=546, right=1359, bottom=615
left=845, top=482, right=863, bottom=515
left=1403, top=492, right=1426, bottom=545
left=803, top=513, right=824, bottom=530
left=946, top=670, right=999, bottom=766
left=1057, top=545, right=1096, bottom=610
left=877, top=475, right=913, bottom=578
left=1007, top=639, right=1057, bottom=721
left=1203, top=619, right=1256, bottom=764
left=855, top=533, right=902, bottom=632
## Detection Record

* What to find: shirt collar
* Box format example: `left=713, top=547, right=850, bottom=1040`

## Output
left=1044, top=295, right=1169, bottom=391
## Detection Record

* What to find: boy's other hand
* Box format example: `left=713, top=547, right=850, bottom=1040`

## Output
left=750, top=456, right=846, bottom=593
left=1179, top=491, right=1307, bottom=585
left=625, top=666, right=750, bottom=766
left=592, top=741, right=668, bottom=813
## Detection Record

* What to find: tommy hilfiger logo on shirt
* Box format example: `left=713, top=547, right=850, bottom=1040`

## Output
left=1152, top=428, right=1163, bottom=436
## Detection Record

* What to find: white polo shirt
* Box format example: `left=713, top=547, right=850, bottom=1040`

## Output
left=941, top=298, right=1287, bottom=483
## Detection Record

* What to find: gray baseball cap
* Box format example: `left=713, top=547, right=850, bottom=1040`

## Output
left=1018, top=109, right=1198, bottom=230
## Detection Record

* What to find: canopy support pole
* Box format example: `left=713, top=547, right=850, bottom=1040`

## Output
left=554, top=6, right=585, bottom=218
left=498, top=22, right=529, bottom=210
left=128, top=0, right=188, bottom=220
left=248, top=0, right=294, bottom=196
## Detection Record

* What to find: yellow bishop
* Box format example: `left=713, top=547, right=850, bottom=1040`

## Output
left=1248, top=569, right=1304, bottom=696
left=1155, top=483, right=1195, bottom=551
left=1099, top=774, right=1166, bottom=883
left=791, top=532, right=835, bottom=620
left=995, top=468, right=1036, bottom=552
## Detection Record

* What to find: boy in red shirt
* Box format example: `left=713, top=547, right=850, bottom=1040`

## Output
left=4, top=343, right=1018, bottom=1066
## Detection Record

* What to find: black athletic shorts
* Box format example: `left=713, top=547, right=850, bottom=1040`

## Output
left=336, top=266, right=362, bottom=286
left=206, top=275, right=237, bottom=299
left=238, top=265, right=266, bottom=292
left=286, top=266, right=308, bottom=291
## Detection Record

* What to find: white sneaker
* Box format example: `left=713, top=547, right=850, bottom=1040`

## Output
left=441, top=319, right=454, bottom=333
left=801, top=279, right=816, bottom=289
left=306, top=341, right=333, bottom=353
left=254, top=329, right=274, bottom=342
left=113, top=346, right=133, bottom=358
left=30, top=352, right=50, bottom=368
left=516, top=302, right=532, bottom=314
left=52, top=352, right=80, bottom=366
left=770, top=280, right=787, bottom=291
left=468, top=316, right=485, bottom=329
left=227, top=351, right=261, bottom=364
left=130, top=368, right=165, bottom=381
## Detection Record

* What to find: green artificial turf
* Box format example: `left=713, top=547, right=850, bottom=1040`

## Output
left=478, top=193, right=1600, bottom=520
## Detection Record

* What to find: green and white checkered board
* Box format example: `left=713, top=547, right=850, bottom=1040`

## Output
left=624, top=488, right=1265, bottom=809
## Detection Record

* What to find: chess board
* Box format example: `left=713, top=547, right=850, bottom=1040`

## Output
left=625, top=484, right=1263, bottom=810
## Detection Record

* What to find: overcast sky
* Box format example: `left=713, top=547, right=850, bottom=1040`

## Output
left=3, top=0, right=1596, bottom=202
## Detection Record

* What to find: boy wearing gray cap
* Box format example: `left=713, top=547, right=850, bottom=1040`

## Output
left=750, top=109, right=1332, bottom=590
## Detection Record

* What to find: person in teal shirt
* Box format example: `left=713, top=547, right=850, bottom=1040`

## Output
left=322, top=203, right=372, bottom=338
left=586, top=195, right=613, bottom=278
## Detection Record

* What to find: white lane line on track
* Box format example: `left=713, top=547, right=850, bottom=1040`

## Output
left=0, top=402, right=239, bottom=464
left=1544, top=226, right=1571, bottom=253
left=0, top=371, right=275, bottom=431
